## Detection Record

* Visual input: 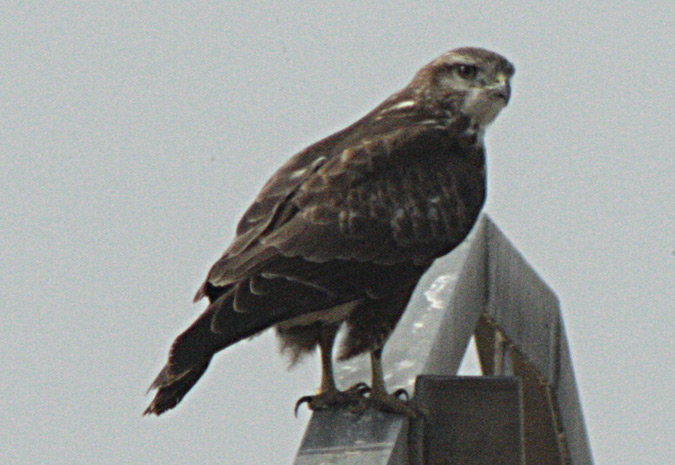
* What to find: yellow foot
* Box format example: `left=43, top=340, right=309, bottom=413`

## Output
left=294, top=383, right=370, bottom=416
left=353, top=387, right=426, bottom=418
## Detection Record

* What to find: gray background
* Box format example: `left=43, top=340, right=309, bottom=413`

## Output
left=2, top=2, right=673, bottom=464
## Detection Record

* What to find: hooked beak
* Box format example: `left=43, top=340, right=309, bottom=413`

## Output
left=496, top=81, right=511, bottom=105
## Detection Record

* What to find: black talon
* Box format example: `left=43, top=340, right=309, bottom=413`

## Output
left=348, top=382, right=371, bottom=396
left=294, top=395, right=313, bottom=417
left=357, top=385, right=371, bottom=396
left=393, top=388, right=409, bottom=401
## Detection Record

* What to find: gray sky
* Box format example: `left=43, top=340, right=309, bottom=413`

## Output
left=2, top=2, right=673, bottom=464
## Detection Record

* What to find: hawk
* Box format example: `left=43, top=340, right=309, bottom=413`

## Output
left=145, top=47, right=514, bottom=416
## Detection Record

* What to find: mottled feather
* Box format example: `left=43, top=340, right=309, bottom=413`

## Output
left=145, top=47, right=514, bottom=416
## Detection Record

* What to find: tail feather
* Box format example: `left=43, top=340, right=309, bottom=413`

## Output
left=144, top=292, right=234, bottom=416
left=144, top=285, right=298, bottom=415
left=144, top=362, right=210, bottom=415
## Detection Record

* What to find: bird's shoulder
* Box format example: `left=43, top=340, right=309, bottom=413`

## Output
left=196, top=99, right=484, bottom=298
left=230, top=99, right=468, bottom=252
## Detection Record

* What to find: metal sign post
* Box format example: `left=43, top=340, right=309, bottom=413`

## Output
left=293, top=215, right=593, bottom=465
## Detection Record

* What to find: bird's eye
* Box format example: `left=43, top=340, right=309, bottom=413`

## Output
left=456, top=64, right=479, bottom=80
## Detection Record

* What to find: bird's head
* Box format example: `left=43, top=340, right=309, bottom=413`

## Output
left=411, top=47, right=515, bottom=130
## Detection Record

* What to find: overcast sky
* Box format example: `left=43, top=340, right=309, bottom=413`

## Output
left=1, top=2, right=673, bottom=464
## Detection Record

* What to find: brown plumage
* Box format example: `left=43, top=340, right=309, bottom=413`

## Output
left=145, top=47, right=514, bottom=416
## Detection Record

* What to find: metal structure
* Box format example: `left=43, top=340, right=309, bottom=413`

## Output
left=293, top=215, right=593, bottom=465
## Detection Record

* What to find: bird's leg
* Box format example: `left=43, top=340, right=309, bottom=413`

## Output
left=318, top=324, right=339, bottom=394
left=370, top=348, right=387, bottom=396
left=295, top=324, right=366, bottom=414
left=360, top=348, right=419, bottom=417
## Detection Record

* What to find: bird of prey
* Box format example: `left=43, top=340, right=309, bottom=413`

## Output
left=145, top=47, right=514, bottom=416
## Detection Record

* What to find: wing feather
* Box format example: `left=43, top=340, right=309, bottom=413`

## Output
left=199, top=121, right=485, bottom=301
